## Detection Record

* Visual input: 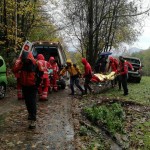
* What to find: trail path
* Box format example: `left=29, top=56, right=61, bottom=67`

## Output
left=0, top=88, right=75, bottom=150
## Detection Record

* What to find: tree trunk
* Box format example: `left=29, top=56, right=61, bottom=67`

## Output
left=87, top=0, right=94, bottom=66
left=3, top=0, right=8, bottom=48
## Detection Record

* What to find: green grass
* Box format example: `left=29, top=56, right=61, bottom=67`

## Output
left=81, top=76, right=150, bottom=149
left=100, top=76, right=150, bottom=105
left=129, top=121, right=150, bottom=149
left=84, top=103, right=125, bottom=135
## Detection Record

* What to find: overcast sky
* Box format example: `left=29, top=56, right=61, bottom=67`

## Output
left=130, top=18, right=150, bottom=50
left=48, top=0, right=150, bottom=51
left=127, top=0, right=150, bottom=50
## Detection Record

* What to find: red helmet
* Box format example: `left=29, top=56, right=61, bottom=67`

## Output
left=49, top=56, right=55, bottom=61
left=82, top=58, right=87, bottom=65
left=37, top=54, right=45, bottom=60
left=109, top=56, right=114, bottom=61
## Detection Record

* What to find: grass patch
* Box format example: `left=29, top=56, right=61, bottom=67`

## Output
left=130, top=121, right=150, bottom=149
left=79, top=76, right=150, bottom=149
left=100, top=76, right=150, bottom=105
left=84, top=103, right=125, bottom=135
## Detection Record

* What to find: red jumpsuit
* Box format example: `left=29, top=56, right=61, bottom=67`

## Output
left=107, top=56, right=118, bottom=72
left=118, top=60, right=128, bottom=95
left=49, top=57, right=59, bottom=91
left=82, top=58, right=93, bottom=94
left=125, top=61, right=133, bottom=70
left=12, top=58, right=24, bottom=100
left=37, top=54, right=50, bottom=100
left=107, top=56, right=119, bottom=87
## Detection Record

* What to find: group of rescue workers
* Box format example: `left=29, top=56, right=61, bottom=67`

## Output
left=13, top=54, right=59, bottom=101
left=12, top=50, right=133, bottom=129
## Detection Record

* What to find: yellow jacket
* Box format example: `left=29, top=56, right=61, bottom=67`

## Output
left=60, top=59, right=81, bottom=77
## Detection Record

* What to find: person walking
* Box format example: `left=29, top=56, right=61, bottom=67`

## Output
left=49, top=56, right=59, bottom=92
left=13, top=51, right=43, bottom=129
left=59, top=59, right=84, bottom=95
left=118, top=56, right=134, bottom=90
left=37, top=54, right=50, bottom=101
left=81, top=58, right=93, bottom=95
left=118, top=56, right=129, bottom=96
left=107, top=56, right=118, bottom=87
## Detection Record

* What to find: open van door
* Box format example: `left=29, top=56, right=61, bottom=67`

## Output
left=31, top=41, right=68, bottom=89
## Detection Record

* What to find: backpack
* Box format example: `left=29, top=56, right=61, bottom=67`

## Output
left=20, top=59, right=42, bottom=86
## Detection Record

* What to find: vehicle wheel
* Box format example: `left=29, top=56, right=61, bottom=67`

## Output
left=136, top=78, right=141, bottom=83
left=61, top=83, right=66, bottom=89
left=58, top=79, right=66, bottom=89
left=0, top=84, right=6, bottom=99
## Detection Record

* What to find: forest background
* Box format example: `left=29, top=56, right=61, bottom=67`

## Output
left=0, top=0, right=150, bottom=75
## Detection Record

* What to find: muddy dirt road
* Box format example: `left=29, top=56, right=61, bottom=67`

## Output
left=0, top=88, right=75, bottom=150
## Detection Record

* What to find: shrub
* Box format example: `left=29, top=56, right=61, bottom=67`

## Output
left=84, top=103, right=125, bottom=135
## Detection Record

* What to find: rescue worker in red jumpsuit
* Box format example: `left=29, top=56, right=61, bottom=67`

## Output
left=37, top=54, right=50, bottom=101
left=118, top=56, right=129, bottom=96
left=107, top=56, right=118, bottom=87
left=13, top=51, right=43, bottom=129
left=118, top=56, right=133, bottom=90
left=49, top=57, right=59, bottom=91
left=13, top=58, right=24, bottom=100
left=82, top=58, right=93, bottom=95
left=125, top=60, right=134, bottom=70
